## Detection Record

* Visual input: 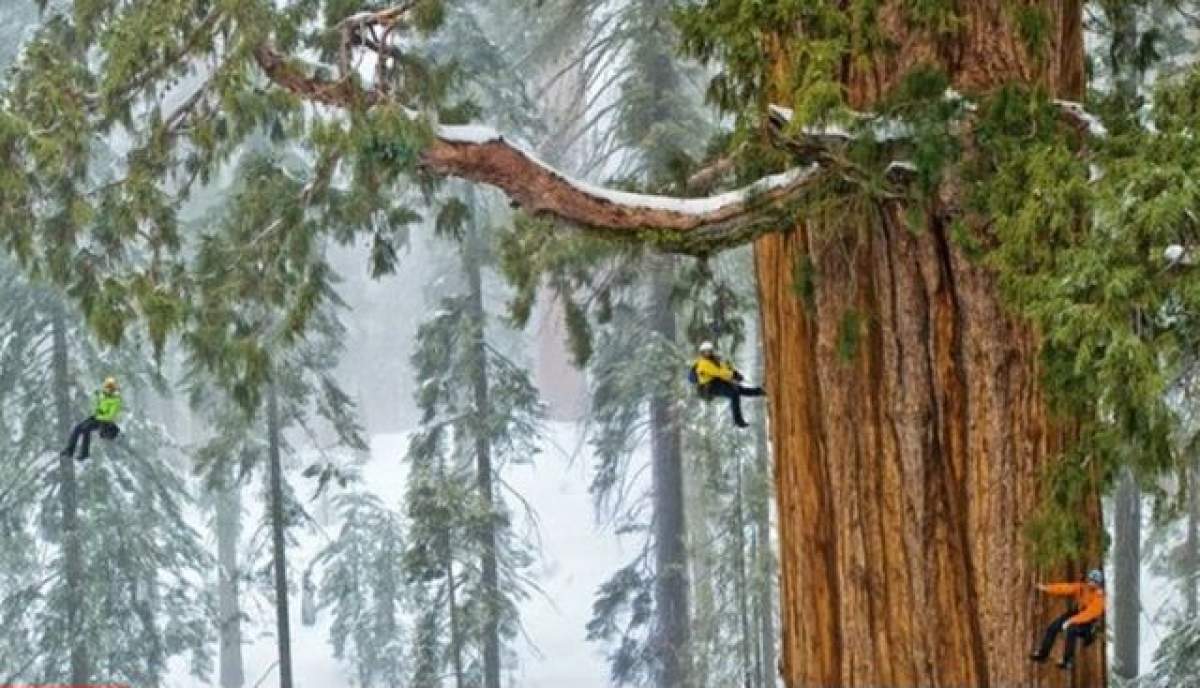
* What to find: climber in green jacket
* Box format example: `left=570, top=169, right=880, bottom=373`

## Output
left=61, top=376, right=123, bottom=462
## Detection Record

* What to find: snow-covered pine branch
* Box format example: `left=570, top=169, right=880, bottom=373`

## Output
left=253, top=45, right=825, bottom=250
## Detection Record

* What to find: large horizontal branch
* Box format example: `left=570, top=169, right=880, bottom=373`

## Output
left=428, top=126, right=821, bottom=238
left=252, top=45, right=824, bottom=251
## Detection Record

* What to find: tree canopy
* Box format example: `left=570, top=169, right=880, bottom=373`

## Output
left=5, top=0, right=1200, bottom=550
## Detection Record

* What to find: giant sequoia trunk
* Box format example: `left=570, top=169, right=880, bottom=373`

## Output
left=754, top=3, right=1104, bottom=686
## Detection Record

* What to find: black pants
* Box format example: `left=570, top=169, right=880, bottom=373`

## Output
left=706, top=379, right=766, bottom=427
left=63, top=417, right=115, bottom=461
left=1035, top=612, right=1094, bottom=664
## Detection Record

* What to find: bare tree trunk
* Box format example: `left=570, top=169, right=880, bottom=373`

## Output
left=649, top=260, right=692, bottom=688
left=1187, top=459, right=1198, bottom=619
left=439, top=453, right=466, bottom=688
left=445, top=558, right=466, bottom=688
left=733, top=454, right=755, bottom=688
left=217, top=472, right=245, bottom=688
left=52, top=312, right=88, bottom=684
left=266, top=382, right=293, bottom=688
left=751, top=334, right=777, bottom=688
left=464, top=222, right=502, bottom=688
left=1110, top=5, right=1142, bottom=679
left=1113, top=468, right=1141, bottom=679
left=683, top=434, right=711, bottom=688
left=758, top=4, right=1103, bottom=685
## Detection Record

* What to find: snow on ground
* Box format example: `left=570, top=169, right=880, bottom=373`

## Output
left=1139, top=563, right=1174, bottom=671
left=170, top=421, right=635, bottom=687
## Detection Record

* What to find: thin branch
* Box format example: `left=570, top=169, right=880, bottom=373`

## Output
left=88, top=7, right=225, bottom=113
left=687, top=154, right=738, bottom=193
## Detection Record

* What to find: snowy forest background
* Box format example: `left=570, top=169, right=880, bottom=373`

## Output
left=0, top=1, right=1198, bottom=687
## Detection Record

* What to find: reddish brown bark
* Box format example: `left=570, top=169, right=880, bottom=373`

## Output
left=757, top=2, right=1102, bottom=686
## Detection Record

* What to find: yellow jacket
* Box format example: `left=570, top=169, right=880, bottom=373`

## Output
left=693, top=356, right=736, bottom=386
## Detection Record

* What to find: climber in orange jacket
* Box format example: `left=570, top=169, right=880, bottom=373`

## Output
left=1030, top=569, right=1106, bottom=670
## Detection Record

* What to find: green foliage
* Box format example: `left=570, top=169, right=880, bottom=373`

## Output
left=836, top=308, right=864, bottom=362
left=1010, top=4, right=1051, bottom=60
left=0, top=0, right=530, bottom=408
left=585, top=559, right=655, bottom=686
left=791, top=253, right=817, bottom=309
left=904, top=0, right=961, bottom=34
left=496, top=213, right=643, bottom=345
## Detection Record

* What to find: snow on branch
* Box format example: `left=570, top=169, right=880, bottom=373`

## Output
left=427, top=123, right=821, bottom=229
left=336, top=2, right=419, bottom=31
left=1054, top=100, right=1108, bottom=137
left=769, top=92, right=1106, bottom=143
left=253, top=45, right=826, bottom=250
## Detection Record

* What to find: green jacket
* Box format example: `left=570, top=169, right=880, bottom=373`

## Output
left=93, top=391, right=123, bottom=423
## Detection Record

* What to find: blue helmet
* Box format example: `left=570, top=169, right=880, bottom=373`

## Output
left=1086, top=569, right=1104, bottom=587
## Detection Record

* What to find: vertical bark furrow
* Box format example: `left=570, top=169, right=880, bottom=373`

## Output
left=928, top=216, right=991, bottom=688
left=757, top=227, right=843, bottom=686
left=862, top=225, right=901, bottom=688
left=875, top=205, right=925, bottom=686
left=760, top=5, right=1101, bottom=686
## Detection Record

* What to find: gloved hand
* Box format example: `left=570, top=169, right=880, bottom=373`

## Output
left=1062, top=620, right=1073, bottom=630
left=734, top=371, right=745, bottom=382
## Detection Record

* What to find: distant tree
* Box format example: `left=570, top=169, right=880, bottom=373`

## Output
left=314, top=490, right=409, bottom=686
left=404, top=195, right=543, bottom=688
left=187, top=149, right=368, bottom=688
left=0, top=261, right=212, bottom=685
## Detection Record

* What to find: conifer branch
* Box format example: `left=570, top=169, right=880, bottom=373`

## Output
left=251, top=42, right=824, bottom=250
left=87, top=7, right=226, bottom=114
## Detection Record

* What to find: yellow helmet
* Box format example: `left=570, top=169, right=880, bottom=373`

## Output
left=102, top=376, right=119, bottom=392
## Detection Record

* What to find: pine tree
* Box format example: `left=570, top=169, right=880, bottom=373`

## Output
left=0, top=261, right=212, bottom=685
left=185, top=147, right=369, bottom=688
left=314, top=490, right=409, bottom=686
left=404, top=193, right=543, bottom=687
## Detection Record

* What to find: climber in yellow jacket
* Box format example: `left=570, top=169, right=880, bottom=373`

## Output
left=689, top=342, right=765, bottom=428
left=61, top=376, right=123, bottom=462
left=1031, top=569, right=1106, bottom=670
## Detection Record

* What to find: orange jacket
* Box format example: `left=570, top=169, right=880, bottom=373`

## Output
left=1039, top=582, right=1106, bottom=626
